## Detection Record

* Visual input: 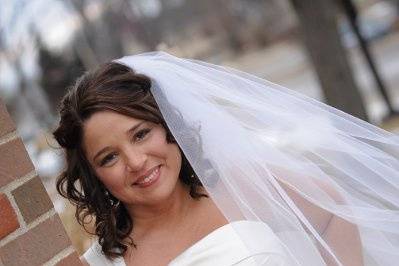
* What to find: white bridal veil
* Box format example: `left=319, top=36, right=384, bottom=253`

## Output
left=116, top=52, right=399, bottom=266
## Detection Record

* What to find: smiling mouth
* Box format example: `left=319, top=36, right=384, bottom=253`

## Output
left=133, top=166, right=161, bottom=187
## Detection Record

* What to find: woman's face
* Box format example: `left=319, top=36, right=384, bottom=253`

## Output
left=82, top=110, right=182, bottom=206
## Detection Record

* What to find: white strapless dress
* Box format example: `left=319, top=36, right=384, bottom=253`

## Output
left=83, top=221, right=289, bottom=266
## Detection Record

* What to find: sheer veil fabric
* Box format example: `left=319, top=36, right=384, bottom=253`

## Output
left=116, top=52, right=399, bottom=266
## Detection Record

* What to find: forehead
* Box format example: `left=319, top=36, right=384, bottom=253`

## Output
left=82, top=111, right=143, bottom=154
left=85, top=110, right=143, bottom=131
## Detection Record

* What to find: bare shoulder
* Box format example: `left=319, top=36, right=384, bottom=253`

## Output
left=278, top=178, right=339, bottom=234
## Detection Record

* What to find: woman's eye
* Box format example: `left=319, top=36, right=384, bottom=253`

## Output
left=134, top=128, right=151, bottom=142
left=100, top=153, right=117, bottom=166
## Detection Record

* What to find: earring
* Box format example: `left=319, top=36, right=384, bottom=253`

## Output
left=104, top=190, right=120, bottom=208
left=110, top=198, right=121, bottom=208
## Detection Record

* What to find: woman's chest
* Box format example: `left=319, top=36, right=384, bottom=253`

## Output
left=124, top=223, right=211, bottom=265
left=124, top=200, right=228, bottom=265
left=124, top=237, right=195, bottom=266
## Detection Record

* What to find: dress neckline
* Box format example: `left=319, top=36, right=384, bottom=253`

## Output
left=168, top=220, right=271, bottom=265
left=169, top=221, right=234, bottom=262
left=123, top=221, right=241, bottom=266
left=86, top=220, right=273, bottom=265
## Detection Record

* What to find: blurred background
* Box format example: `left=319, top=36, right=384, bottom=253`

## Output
left=1, top=0, right=399, bottom=255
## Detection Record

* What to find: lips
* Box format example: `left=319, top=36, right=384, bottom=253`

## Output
left=133, top=165, right=161, bottom=188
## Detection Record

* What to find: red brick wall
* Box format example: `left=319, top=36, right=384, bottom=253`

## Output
left=0, top=99, right=81, bottom=266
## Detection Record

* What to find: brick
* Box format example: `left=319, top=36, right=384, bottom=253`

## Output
left=55, top=252, right=82, bottom=266
left=0, top=215, right=71, bottom=266
left=12, top=176, right=53, bottom=224
left=0, top=100, right=16, bottom=137
left=0, top=193, right=19, bottom=239
left=0, top=138, right=34, bottom=188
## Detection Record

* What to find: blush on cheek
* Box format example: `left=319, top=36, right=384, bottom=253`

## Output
left=96, top=170, right=119, bottom=190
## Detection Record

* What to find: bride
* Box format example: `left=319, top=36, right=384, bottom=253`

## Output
left=53, top=52, right=399, bottom=265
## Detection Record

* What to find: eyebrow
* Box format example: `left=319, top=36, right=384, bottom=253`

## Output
left=92, top=121, right=145, bottom=163
left=126, top=121, right=145, bottom=136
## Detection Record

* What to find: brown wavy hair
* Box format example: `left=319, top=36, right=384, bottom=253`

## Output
left=53, top=62, right=207, bottom=259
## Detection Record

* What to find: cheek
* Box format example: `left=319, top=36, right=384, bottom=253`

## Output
left=167, top=144, right=182, bottom=172
left=95, top=166, right=125, bottom=190
left=151, top=137, right=181, bottom=171
left=150, top=130, right=177, bottom=157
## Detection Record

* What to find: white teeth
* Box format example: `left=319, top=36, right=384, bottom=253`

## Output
left=136, top=167, right=159, bottom=185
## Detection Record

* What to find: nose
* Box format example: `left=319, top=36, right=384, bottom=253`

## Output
left=125, top=149, right=146, bottom=172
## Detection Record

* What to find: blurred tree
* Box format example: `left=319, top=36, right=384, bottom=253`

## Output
left=1, top=2, right=55, bottom=132
left=67, top=0, right=99, bottom=67
left=68, top=0, right=127, bottom=65
left=338, top=0, right=398, bottom=119
left=38, top=42, right=85, bottom=112
left=291, top=0, right=369, bottom=121
left=214, top=0, right=245, bottom=52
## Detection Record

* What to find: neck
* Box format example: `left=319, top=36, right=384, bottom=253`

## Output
left=125, top=182, right=195, bottom=236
